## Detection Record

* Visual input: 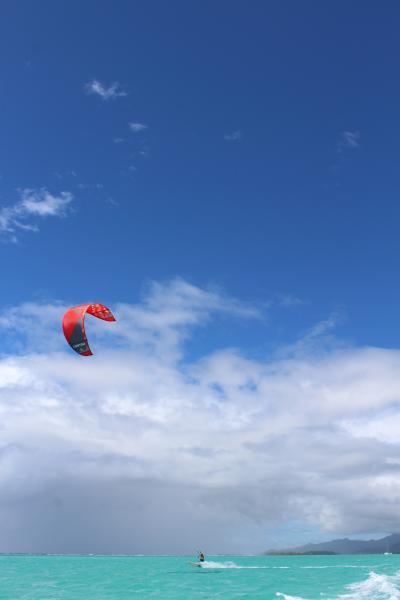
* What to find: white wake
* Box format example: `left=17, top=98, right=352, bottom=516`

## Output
left=277, top=570, right=400, bottom=600
left=200, top=560, right=274, bottom=569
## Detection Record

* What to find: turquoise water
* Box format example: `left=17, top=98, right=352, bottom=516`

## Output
left=0, top=554, right=400, bottom=599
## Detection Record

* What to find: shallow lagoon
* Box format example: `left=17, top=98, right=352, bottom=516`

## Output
left=0, top=553, right=399, bottom=599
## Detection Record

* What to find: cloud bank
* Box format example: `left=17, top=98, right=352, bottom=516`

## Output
left=0, top=279, right=399, bottom=553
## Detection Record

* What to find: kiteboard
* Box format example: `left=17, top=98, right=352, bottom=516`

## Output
left=189, top=561, right=204, bottom=568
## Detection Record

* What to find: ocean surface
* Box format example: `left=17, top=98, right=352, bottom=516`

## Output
left=1, top=554, right=400, bottom=599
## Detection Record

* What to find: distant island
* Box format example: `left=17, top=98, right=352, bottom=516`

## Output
left=264, top=533, right=400, bottom=555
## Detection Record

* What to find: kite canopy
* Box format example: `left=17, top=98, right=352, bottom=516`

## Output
left=62, top=303, right=116, bottom=356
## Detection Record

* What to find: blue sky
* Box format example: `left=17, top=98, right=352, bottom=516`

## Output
left=2, top=1, right=400, bottom=347
left=1, top=2, right=400, bottom=553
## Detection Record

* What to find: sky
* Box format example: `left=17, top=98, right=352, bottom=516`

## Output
left=0, top=0, right=400, bottom=553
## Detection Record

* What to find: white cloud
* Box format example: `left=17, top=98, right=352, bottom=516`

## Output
left=85, top=79, right=127, bottom=101
left=224, top=130, right=242, bottom=142
left=76, top=183, right=104, bottom=190
left=19, top=188, right=72, bottom=217
left=139, top=147, right=150, bottom=158
left=0, top=188, right=74, bottom=242
left=276, top=293, right=303, bottom=308
left=0, top=280, right=399, bottom=552
left=129, top=122, right=147, bottom=133
left=338, top=130, right=360, bottom=151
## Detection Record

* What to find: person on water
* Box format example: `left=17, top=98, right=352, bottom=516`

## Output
left=198, top=551, right=205, bottom=562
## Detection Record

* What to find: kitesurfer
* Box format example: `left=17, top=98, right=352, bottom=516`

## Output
left=198, top=551, right=205, bottom=562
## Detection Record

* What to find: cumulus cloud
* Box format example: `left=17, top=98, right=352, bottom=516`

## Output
left=0, top=279, right=399, bottom=553
left=0, top=188, right=74, bottom=242
left=85, top=80, right=127, bottom=101
left=129, top=122, right=147, bottom=133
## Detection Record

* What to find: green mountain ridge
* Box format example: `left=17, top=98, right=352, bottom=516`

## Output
left=265, top=533, right=400, bottom=555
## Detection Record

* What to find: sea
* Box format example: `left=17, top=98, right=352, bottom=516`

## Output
left=0, top=554, right=399, bottom=600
